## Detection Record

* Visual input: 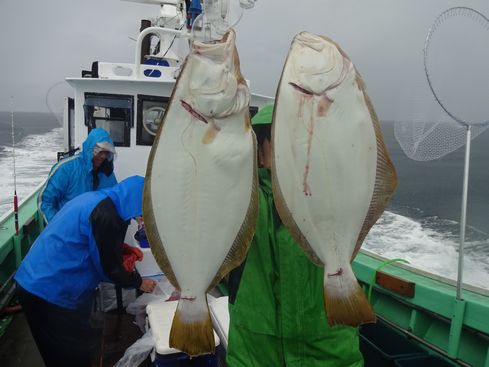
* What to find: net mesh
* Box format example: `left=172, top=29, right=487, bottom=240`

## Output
left=395, top=7, right=489, bottom=161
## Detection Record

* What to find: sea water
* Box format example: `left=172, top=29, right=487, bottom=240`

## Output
left=0, top=112, right=62, bottom=218
left=0, top=112, right=488, bottom=289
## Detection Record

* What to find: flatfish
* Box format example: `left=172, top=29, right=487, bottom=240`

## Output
left=143, top=30, right=258, bottom=356
left=272, top=32, right=397, bottom=326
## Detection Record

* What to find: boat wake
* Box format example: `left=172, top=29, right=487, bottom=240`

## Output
left=365, top=211, right=489, bottom=290
left=0, top=127, right=62, bottom=217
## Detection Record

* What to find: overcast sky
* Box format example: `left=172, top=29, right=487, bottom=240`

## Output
left=1, top=0, right=488, bottom=122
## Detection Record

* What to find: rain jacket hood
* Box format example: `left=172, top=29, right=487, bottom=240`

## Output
left=81, top=128, right=115, bottom=173
left=102, top=175, right=144, bottom=221
left=38, top=128, right=118, bottom=223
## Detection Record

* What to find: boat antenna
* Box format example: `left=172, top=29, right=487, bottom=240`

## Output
left=10, top=97, right=19, bottom=236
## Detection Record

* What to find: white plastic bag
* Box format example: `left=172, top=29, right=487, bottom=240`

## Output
left=126, top=276, right=177, bottom=331
left=114, top=329, right=155, bottom=367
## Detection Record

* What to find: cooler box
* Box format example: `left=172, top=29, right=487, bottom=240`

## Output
left=135, top=247, right=164, bottom=278
left=146, top=299, right=220, bottom=367
left=207, top=295, right=229, bottom=350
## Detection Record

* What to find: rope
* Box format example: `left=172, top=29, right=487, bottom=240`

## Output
left=367, top=258, right=410, bottom=303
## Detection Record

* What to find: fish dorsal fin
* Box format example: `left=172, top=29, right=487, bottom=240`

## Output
left=352, top=75, right=398, bottom=260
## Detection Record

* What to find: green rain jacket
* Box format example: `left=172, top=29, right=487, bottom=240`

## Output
left=227, top=168, right=363, bottom=367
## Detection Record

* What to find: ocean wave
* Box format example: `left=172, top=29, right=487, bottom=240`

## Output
left=365, top=211, right=489, bottom=289
left=0, top=127, right=63, bottom=216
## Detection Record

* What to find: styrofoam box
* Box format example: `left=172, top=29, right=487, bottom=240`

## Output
left=135, top=247, right=164, bottom=278
left=125, top=220, right=163, bottom=278
left=207, top=295, right=229, bottom=350
left=146, top=299, right=220, bottom=355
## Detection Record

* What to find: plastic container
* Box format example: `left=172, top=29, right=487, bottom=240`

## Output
left=394, top=355, right=456, bottom=367
left=360, top=319, right=426, bottom=366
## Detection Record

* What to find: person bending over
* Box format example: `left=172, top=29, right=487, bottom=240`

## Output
left=16, top=175, right=156, bottom=367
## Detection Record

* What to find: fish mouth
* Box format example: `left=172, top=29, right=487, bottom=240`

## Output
left=180, top=100, right=208, bottom=124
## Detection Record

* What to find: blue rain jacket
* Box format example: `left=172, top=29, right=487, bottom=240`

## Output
left=15, top=176, right=144, bottom=310
left=38, top=128, right=118, bottom=223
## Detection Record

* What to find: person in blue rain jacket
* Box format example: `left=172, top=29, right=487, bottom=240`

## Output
left=15, top=176, right=156, bottom=367
left=38, top=128, right=118, bottom=223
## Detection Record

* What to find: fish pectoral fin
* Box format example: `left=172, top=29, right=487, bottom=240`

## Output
left=323, top=266, right=376, bottom=327
left=202, top=124, right=220, bottom=144
left=169, top=297, right=215, bottom=356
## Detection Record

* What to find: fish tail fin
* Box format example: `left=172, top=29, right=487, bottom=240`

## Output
left=324, top=264, right=376, bottom=326
left=169, top=295, right=215, bottom=357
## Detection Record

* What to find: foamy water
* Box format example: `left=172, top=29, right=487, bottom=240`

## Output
left=0, top=127, right=63, bottom=216
left=1, top=127, right=488, bottom=291
left=365, top=211, right=489, bottom=289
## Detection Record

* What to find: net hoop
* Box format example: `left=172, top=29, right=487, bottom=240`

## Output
left=423, top=7, right=489, bottom=127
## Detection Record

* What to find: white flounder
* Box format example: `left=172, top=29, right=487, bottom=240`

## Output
left=272, top=32, right=397, bottom=326
left=143, top=30, right=258, bottom=356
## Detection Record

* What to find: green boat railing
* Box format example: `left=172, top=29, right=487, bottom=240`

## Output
left=354, top=250, right=489, bottom=367
left=1, top=185, right=488, bottom=366
left=0, top=183, right=45, bottom=337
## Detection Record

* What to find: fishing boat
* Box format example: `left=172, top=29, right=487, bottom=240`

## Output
left=1, top=1, right=488, bottom=366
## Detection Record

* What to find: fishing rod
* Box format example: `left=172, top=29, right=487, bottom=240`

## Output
left=10, top=97, right=19, bottom=236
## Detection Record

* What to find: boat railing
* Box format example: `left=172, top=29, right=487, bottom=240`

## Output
left=359, top=248, right=489, bottom=297
left=134, top=26, right=189, bottom=80
left=0, top=181, right=46, bottom=335
left=354, top=249, right=489, bottom=366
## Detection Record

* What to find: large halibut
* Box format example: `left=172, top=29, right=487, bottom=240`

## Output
left=143, top=30, right=258, bottom=356
left=272, top=32, right=397, bottom=326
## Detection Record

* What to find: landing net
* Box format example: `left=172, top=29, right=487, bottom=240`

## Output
left=394, top=7, right=489, bottom=161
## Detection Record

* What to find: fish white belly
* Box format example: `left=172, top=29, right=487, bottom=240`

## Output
left=149, top=113, right=254, bottom=296
left=274, top=85, right=377, bottom=267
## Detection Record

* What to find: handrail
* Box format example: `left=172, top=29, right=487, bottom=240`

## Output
left=134, top=26, right=190, bottom=78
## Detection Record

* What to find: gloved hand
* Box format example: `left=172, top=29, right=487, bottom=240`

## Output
left=122, top=243, right=143, bottom=273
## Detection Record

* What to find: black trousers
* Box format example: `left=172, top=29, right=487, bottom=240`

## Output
left=17, top=285, right=100, bottom=367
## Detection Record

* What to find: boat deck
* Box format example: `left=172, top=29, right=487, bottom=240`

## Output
left=0, top=309, right=144, bottom=367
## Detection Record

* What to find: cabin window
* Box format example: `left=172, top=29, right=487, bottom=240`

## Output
left=84, top=93, right=133, bottom=147
left=136, top=95, right=169, bottom=146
